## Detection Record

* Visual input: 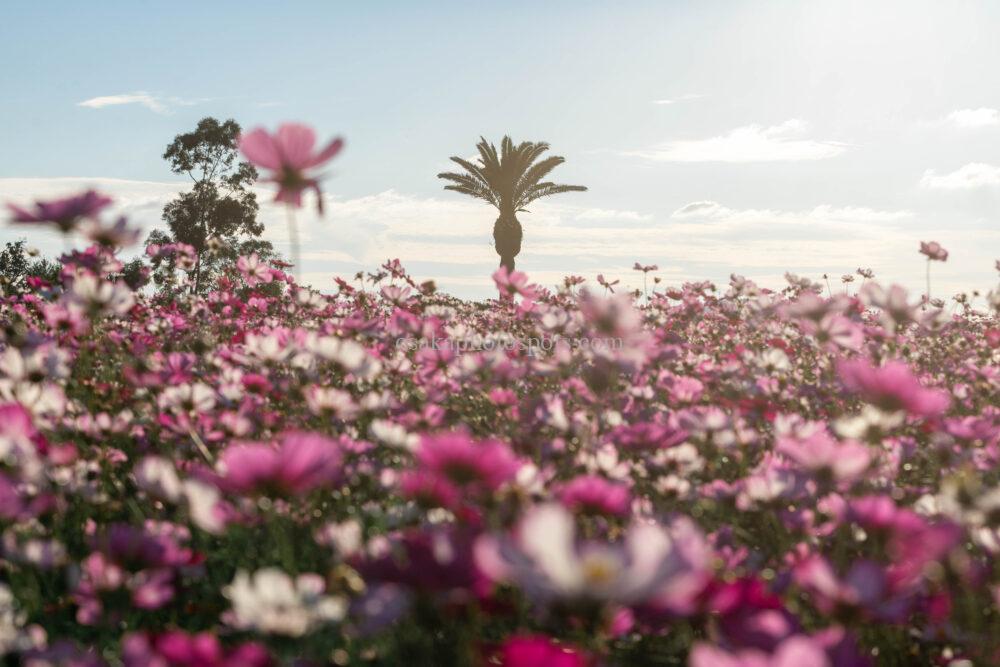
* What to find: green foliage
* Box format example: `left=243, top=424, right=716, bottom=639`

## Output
left=156, top=117, right=276, bottom=294
left=437, top=136, right=586, bottom=215
left=0, top=239, right=61, bottom=293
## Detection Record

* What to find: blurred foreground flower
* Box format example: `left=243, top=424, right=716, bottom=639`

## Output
left=6, top=190, right=112, bottom=234
left=216, top=431, right=343, bottom=496
left=238, top=123, right=343, bottom=212
left=224, top=568, right=346, bottom=636
left=238, top=122, right=344, bottom=280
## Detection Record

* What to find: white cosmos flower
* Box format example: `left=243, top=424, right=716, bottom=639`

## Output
left=224, top=568, right=346, bottom=637
left=475, top=503, right=707, bottom=606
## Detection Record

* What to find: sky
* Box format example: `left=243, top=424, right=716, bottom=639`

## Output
left=1, top=0, right=999, bottom=300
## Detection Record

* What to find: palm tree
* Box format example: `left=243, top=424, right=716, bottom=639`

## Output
left=438, top=136, right=586, bottom=272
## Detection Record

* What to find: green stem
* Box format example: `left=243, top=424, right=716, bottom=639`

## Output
left=287, top=205, right=300, bottom=283
left=926, top=258, right=931, bottom=303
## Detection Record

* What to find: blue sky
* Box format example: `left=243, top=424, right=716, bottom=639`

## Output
left=2, top=0, right=999, bottom=298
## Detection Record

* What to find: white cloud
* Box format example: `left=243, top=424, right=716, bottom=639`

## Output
left=626, top=119, right=848, bottom=163
left=920, top=163, right=1000, bottom=190
left=77, top=92, right=203, bottom=115
left=670, top=200, right=911, bottom=229
left=574, top=208, right=652, bottom=222
left=1, top=178, right=994, bottom=301
left=650, top=94, right=703, bottom=106
left=943, top=108, right=999, bottom=128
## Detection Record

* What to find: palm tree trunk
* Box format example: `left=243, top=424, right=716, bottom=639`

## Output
left=493, top=212, right=522, bottom=273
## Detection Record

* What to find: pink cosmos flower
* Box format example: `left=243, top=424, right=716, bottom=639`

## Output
left=122, top=631, right=273, bottom=667
left=689, top=636, right=832, bottom=667
left=236, top=254, right=274, bottom=288
left=837, top=358, right=950, bottom=417
left=776, top=428, right=871, bottom=486
left=798, top=313, right=864, bottom=352
left=217, top=431, right=343, bottom=496
left=414, top=432, right=520, bottom=492
left=398, top=471, right=461, bottom=509
left=794, top=555, right=908, bottom=622
left=79, top=216, right=142, bottom=248
left=238, top=123, right=344, bottom=212
left=596, top=273, right=620, bottom=293
left=498, top=635, right=588, bottom=667
left=919, top=241, right=948, bottom=261
left=557, top=475, right=631, bottom=516
left=7, top=189, right=113, bottom=233
left=859, top=282, right=920, bottom=334
left=73, top=523, right=194, bottom=624
left=492, top=266, right=535, bottom=300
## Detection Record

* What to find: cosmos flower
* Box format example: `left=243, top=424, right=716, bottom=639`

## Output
left=414, top=432, right=521, bottom=492
left=79, top=216, right=142, bottom=248
left=497, top=635, right=588, bottom=667
left=557, top=474, right=631, bottom=516
left=236, top=254, right=274, bottom=288
left=224, top=568, right=346, bottom=636
left=475, top=503, right=708, bottom=606
left=919, top=241, right=949, bottom=261
left=217, top=432, right=343, bottom=496
left=837, top=358, right=950, bottom=417
left=122, top=631, right=273, bottom=667
left=596, top=273, right=620, bottom=293
left=776, top=426, right=871, bottom=486
left=492, top=266, right=536, bottom=300
left=689, top=635, right=834, bottom=667
left=6, top=190, right=112, bottom=233
left=238, top=123, right=344, bottom=212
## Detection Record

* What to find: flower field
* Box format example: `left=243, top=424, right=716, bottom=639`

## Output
left=1, top=232, right=1000, bottom=665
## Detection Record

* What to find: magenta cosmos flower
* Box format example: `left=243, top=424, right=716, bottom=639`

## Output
left=557, top=474, right=631, bottom=516
left=238, top=123, right=344, bottom=212
left=122, top=631, right=272, bottom=667
left=217, top=431, right=343, bottom=496
left=837, top=358, right=950, bottom=417
left=7, top=189, right=113, bottom=234
left=498, top=635, right=588, bottom=667
left=919, top=241, right=948, bottom=262
left=414, top=432, right=521, bottom=492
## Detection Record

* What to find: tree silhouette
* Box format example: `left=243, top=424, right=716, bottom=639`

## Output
left=0, top=240, right=61, bottom=294
left=158, top=117, right=277, bottom=293
left=438, top=136, right=586, bottom=272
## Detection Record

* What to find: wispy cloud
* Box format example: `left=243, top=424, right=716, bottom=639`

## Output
left=77, top=92, right=204, bottom=115
left=625, top=119, right=848, bottom=163
left=941, top=108, right=999, bottom=128
left=920, top=163, right=1000, bottom=190
left=671, top=200, right=911, bottom=225
left=2, top=178, right=994, bottom=300
left=650, top=93, right=703, bottom=106
left=574, top=208, right=652, bottom=222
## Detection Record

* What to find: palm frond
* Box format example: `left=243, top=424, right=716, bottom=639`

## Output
left=476, top=137, right=501, bottom=175
left=514, top=156, right=565, bottom=207
left=437, top=171, right=499, bottom=206
left=521, top=182, right=588, bottom=206
left=440, top=135, right=586, bottom=213
left=449, top=157, right=493, bottom=188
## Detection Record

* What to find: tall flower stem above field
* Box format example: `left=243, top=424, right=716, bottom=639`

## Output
left=633, top=262, right=658, bottom=303
left=920, top=241, right=949, bottom=303
left=286, top=205, right=300, bottom=281
left=239, top=123, right=344, bottom=281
